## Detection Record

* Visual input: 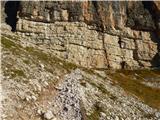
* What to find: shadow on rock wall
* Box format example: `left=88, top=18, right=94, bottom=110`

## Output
left=5, top=1, right=20, bottom=32
left=143, top=1, right=160, bottom=68
left=150, top=32, right=160, bottom=68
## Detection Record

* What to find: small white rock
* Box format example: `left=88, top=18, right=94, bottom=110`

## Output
left=44, top=110, right=54, bottom=120
left=31, top=95, right=37, bottom=101
left=51, top=118, right=57, bottom=120
left=155, top=112, right=160, bottom=118
left=40, top=64, right=44, bottom=69
left=59, top=62, right=63, bottom=65
left=56, top=76, right=60, bottom=79
left=115, top=116, right=119, bottom=120
left=37, top=85, right=42, bottom=92
left=47, top=102, right=52, bottom=105
left=1, top=114, right=7, bottom=118
left=25, top=96, right=31, bottom=101
left=44, top=81, right=49, bottom=86
left=37, top=109, right=42, bottom=115
left=46, top=74, right=50, bottom=77
left=100, top=112, right=106, bottom=118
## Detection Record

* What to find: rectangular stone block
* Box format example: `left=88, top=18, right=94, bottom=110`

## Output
left=104, top=34, right=119, bottom=46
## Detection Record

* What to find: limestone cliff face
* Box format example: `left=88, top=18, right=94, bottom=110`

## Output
left=1, top=1, right=160, bottom=69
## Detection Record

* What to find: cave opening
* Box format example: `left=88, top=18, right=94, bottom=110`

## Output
left=142, top=1, right=153, bottom=13
left=5, top=1, right=20, bottom=32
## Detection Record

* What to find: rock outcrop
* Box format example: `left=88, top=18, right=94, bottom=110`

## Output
left=1, top=1, right=160, bottom=69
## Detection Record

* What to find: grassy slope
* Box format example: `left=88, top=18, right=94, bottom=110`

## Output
left=108, top=70, right=160, bottom=109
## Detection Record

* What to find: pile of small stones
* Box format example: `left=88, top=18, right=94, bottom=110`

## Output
left=51, top=69, right=83, bottom=120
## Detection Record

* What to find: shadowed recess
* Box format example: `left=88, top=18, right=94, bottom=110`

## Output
left=5, top=1, right=20, bottom=32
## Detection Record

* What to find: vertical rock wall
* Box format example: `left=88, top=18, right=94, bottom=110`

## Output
left=1, top=1, right=160, bottom=69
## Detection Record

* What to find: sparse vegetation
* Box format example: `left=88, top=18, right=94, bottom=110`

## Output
left=11, top=69, right=26, bottom=78
left=1, top=36, right=16, bottom=48
left=84, top=77, right=108, bottom=93
left=143, top=113, right=155, bottom=119
left=1, top=36, right=23, bottom=56
left=109, top=70, right=160, bottom=109
left=23, top=59, right=30, bottom=64
left=86, top=102, right=104, bottom=120
left=80, top=80, right=87, bottom=87
left=144, top=114, right=155, bottom=119
left=25, top=46, right=78, bottom=72
left=117, top=69, right=160, bottom=80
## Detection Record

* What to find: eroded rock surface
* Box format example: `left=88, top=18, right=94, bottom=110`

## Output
left=15, top=19, right=159, bottom=69
left=1, top=1, right=160, bottom=69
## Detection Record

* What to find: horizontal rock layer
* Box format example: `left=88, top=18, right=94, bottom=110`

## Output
left=16, top=19, right=158, bottom=69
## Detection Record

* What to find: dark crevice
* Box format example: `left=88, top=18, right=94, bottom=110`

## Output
left=92, top=1, right=99, bottom=12
left=126, top=2, right=156, bottom=31
left=121, top=61, right=126, bottom=69
left=118, top=37, right=125, bottom=49
left=142, top=1, right=158, bottom=29
left=142, top=1, right=160, bottom=68
left=142, top=1, right=160, bottom=38
left=5, top=1, right=20, bottom=32
left=133, top=39, right=145, bottom=68
left=142, top=1, right=153, bottom=12
left=150, top=33, right=160, bottom=68
left=92, top=1, right=110, bottom=68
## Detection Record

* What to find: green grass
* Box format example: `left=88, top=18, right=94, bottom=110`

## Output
left=23, top=59, right=30, bottom=64
left=86, top=102, right=104, bottom=120
left=1, top=35, right=22, bottom=50
left=11, top=69, right=26, bottom=78
left=81, top=68, right=107, bottom=80
left=108, top=70, right=160, bottom=109
left=1, top=36, right=17, bottom=48
left=83, top=77, right=108, bottom=94
left=2, top=34, right=78, bottom=74
left=25, top=46, right=78, bottom=72
left=1, top=36, right=23, bottom=56
left=117, top=69, right=160, bottom=80
left=84, top=77, right=118, bottom=101
left=1, top=33, right=20, bottom=41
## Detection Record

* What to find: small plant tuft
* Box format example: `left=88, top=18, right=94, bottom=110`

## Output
left=11, top=69, right=26, bottom=78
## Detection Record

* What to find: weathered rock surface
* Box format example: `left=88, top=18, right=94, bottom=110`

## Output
left=15, top=19, right=159, bottom=69
left=1, top=1, right=160, bottom=69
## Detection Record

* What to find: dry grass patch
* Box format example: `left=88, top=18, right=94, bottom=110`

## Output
left=108, top=70, right=160, bottom=109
